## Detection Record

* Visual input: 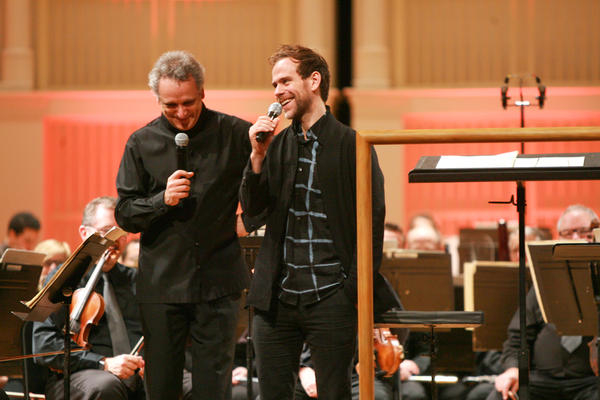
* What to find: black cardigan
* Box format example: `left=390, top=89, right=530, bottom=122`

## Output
left=240, top=111, right=399, bottom=314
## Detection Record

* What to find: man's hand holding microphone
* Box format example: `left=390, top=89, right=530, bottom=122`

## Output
left=164, top=132, right=194, bottom=207
left=249, top=102, right=282, bottom=174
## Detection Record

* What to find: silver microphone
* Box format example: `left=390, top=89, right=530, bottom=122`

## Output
left=256, top=102, right=282, bottom=142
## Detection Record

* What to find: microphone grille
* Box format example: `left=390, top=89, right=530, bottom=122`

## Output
left=175, top=132, right=189, bottom=147
left=268, top=102, right=283, bottom=118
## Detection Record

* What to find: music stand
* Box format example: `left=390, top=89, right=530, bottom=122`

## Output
left=464, top=261, right=531, bottom=351
left=239, top=235, right=262, bottom=400
left=526, top=240, right=600, bottom=396
left=379, top=250, right=481, bottom=400
left=10, top=228, right=125, bottom=400
left=0, top=249, right=43, bottom=398
left=376, top=310, right=483, bottom=400
left=409, top=151, right=600, bottom=400
left=380, top=250, right=454, bottom=312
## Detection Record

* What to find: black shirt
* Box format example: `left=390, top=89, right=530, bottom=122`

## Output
left=279, top=120, right=343, bottom=306
left=115, top=106, right=252, bottom=303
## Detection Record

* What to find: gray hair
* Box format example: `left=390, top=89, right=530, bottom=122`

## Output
left=82, top=196, right=117, bottom=226
left=148, top=51, right=205, bottom=97
left=557, top=204, right=599, bottom=231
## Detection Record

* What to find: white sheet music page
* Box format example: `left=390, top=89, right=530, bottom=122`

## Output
left=436, top=151, right=518, bottom=169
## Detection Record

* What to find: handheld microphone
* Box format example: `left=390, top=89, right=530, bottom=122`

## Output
left=175, top=132, right=189, bottom=171
left=256, top=102, right=282, bottom=143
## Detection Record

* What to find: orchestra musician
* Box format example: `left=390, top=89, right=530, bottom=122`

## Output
left=32, top=197, right=145, bottom=400
left=487, top=204, right=600, bottom=400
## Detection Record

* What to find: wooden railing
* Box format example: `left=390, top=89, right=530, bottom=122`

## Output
left=356, top=126, right=600, bottom=399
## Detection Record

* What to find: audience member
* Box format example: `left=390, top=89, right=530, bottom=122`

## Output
left=487, top=204, right=599, bottom=400
left=406, top=225, right=444, bottom=252
left=34, top=239, right=71, bottom=289
left=408, top=212, right=439, bottom=231
left=0, top=376, right=8, bottom=400
left=0, top=212, right=41, bottom=254
left=508, top=226, right=541, bottom=263
left=33, top=197, right=145, bottom=400
left=384, top=222, right=405, bottom=249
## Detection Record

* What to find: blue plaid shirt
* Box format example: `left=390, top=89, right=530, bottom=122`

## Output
left=278, top=122, right=344, bottom=306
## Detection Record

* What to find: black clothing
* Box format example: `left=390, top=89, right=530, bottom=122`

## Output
left=240, top=109, right=397, bottom=314
left=32, top=263, right=143, bottom=400
left=115, top=107, right=252, bottom=303
left=280, top=121, right=343, bottom=306
left=33, top=263, right=142, bottom=371
left=115, top=106, right=252, bottom=400
left=140, top=299, right=239, bottom=400
left=486, top=288, right=598, bottom=400
left=241, top=109, right=400, bottom=400
left=500, top=288, right=594, bottom=378
left=253, top=287, right=357, bottom=400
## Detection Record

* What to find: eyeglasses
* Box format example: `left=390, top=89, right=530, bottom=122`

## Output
left=558, top=227, right=593, bottom=239
left=84, top=225, right=114, bottom=236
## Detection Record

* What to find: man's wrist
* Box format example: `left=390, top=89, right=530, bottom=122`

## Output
left=98, top=358, right=105, bottom=370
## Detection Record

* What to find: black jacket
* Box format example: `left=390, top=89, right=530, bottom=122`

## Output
left=240, top=110, right=399, bottom=314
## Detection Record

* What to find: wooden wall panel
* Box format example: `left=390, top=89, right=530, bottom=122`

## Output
left=393, top=0, right=600, bottom=87
left=32, top=0, right=297, bottom=90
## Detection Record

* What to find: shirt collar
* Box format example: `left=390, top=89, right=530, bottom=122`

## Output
left=292, top=107, right=329, bottom=143
left=160, top=102, right=208, bottom=138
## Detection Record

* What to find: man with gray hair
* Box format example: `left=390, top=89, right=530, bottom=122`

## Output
left=115, top=51, right=252, bottom=399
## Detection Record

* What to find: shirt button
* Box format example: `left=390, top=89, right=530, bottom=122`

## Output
left=195, top=242, right=200, bottom=247
left=298, top=167, right=302, bottom=172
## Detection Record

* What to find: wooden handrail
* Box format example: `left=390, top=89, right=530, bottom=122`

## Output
left=356, top=126, right=600, bottom=400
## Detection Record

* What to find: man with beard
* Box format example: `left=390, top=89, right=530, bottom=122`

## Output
left=240, top=44, right=399, bottom=400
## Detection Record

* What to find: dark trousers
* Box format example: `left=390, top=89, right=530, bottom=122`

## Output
left=485, top=375, right=599, bottom=400
left=253, top=288, right=357, bottom=400
left=140, top=294, right=240, bottom=400
left=44, top=369, right=143, bottom=400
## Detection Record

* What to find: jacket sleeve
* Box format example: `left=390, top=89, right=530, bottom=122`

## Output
left=114, top=136, right=171, bottom=233
left=500, top=288, right=543, bottom=370
left=32, top=306, right=104, bottom=372
left=239, top=158, right=270, bottom=232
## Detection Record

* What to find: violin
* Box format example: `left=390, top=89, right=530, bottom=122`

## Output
left=69, top=250, right=110, bottom=348
left=374, top=327, right=404, bottom=377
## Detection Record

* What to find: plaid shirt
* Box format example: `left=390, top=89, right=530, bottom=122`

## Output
left=278, top=124, right=344, bottom=306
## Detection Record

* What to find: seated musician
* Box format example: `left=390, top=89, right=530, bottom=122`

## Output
left=487, top=204, right=600, bottom=400
left=32, top=196, right=145, bottom=400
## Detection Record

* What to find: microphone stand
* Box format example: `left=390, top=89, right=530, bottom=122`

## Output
left=497, top=73, right=545, bottom=400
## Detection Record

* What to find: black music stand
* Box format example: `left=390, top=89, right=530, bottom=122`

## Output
left=0, top=250, right=43, bottom=400
left=239, top=235, right=262, bottom=400
left=376, top=311, right=483, bottom=400
left=11, top=228, right=124, bottom=400
left=409, top=151, right=600, bottom=400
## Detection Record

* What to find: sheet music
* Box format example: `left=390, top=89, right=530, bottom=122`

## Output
left=436, top=151, right=517, bottom=169
left=436, top=151, right=586, bottom=169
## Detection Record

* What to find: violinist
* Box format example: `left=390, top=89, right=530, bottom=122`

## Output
left=488, top=204, right=600, bottom=400
left=32, top=197, right=145, bottom=400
